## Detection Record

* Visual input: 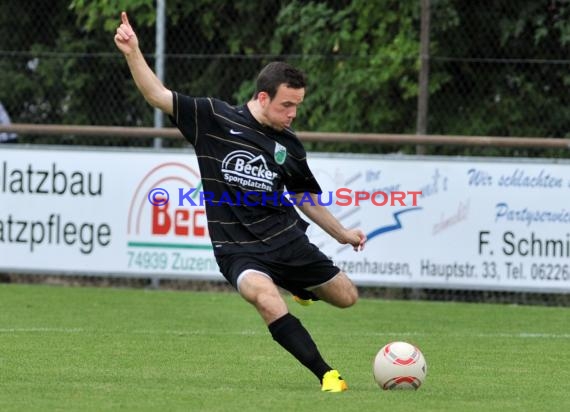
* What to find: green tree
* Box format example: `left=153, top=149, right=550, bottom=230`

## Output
left=429, top=0, right=570, bottom=139
left=238, top=0, right=427, bottom=135
left=0, top=0, right=154, bottom=126
left=69, top=0, right=430, bottom=138
left=2, top=0, right=567, bottom=151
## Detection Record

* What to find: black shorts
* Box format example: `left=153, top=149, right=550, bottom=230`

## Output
left=216, top=235, right=341, bottom=298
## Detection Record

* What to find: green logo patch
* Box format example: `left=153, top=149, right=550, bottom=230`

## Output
left=274, top=143, right=287, bottom=165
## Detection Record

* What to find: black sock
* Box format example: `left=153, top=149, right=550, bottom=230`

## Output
left=268, top=313, right=332, bottom=382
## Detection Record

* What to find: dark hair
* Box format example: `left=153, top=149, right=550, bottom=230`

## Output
left=254, top=62, right=307, bottom=99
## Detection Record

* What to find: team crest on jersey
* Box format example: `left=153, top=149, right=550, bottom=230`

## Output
left=274, top=143, right=287, bottom=165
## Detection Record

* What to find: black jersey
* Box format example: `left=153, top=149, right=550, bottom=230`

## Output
left=170, top=92, right=322, bottom=256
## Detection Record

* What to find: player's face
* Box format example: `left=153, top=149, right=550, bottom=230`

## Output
left=262, top=84, right=305, bottom=131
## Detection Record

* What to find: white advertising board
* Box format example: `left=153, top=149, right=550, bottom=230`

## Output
left=1, top=146, right=569, bottom=293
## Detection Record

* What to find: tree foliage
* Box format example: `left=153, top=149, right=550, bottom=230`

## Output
left=0, top=0, right=567, bottom=151
left=428, top=0, right=570, bottom=139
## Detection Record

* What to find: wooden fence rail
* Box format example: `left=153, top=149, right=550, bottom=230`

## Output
left=1, top=123, right=569, bottom=149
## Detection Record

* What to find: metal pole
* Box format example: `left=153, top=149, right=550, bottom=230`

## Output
left=151, top=0, right=166, bottom=290
left=411, top=0, right=431, bottom=301
left=416, top=0, right=431, bottom=156
left=153, top=0, right=166, bottom=150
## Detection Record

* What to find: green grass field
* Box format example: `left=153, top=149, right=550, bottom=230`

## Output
left=0, top=283, right=568, bottom=412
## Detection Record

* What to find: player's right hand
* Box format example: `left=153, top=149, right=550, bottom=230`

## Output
left=114, top=11, right=139, bottom=55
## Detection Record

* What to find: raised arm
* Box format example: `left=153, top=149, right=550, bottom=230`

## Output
left=292, top=193, right=367, bottom=252
left=114, top=11, right=173, bottom=115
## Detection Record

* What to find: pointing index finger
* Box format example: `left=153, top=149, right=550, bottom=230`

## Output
left=121, top=11, right=130, bottom=27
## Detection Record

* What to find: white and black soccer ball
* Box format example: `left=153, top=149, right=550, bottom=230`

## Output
left=373, top=341, right=427, bottom=390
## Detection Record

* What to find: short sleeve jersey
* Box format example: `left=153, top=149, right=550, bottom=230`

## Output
left=170, top=92, right=321, bottom=256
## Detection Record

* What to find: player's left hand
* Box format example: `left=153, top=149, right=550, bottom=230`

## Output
left=342, top=229, right=367, bottom=252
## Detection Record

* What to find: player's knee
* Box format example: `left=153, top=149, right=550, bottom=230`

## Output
left=339, top=286, right=358, bottom=308
left=254, top=289, right=281, bottom=310
left=336, top=273, right=359, bottom=308
left=315, top=272, right=359, bottom=308
left=252, top=290, right=288, bottom=323
left=242, top=279, right=283, bottom=312
left=329, top=284, right=358, bottom=309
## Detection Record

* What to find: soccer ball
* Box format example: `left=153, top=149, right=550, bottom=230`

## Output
left=373, top=341, right=427, bottom=390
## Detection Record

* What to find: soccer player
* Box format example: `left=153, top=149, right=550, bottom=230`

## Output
left=115, top=11, right=366, bottom=392
left=0, top=101, right=17, bottom=143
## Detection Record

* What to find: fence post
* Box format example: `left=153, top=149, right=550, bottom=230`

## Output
left=153, top=0, right=166, bottom=151
left=416, top=0, right=431, bottom=156
left=151, top=0, right=167, bottom=290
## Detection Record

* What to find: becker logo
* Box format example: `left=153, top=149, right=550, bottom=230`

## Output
left=127, top=162, right=208, bottom=242
left=221, top=150, right=278, bottom=191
